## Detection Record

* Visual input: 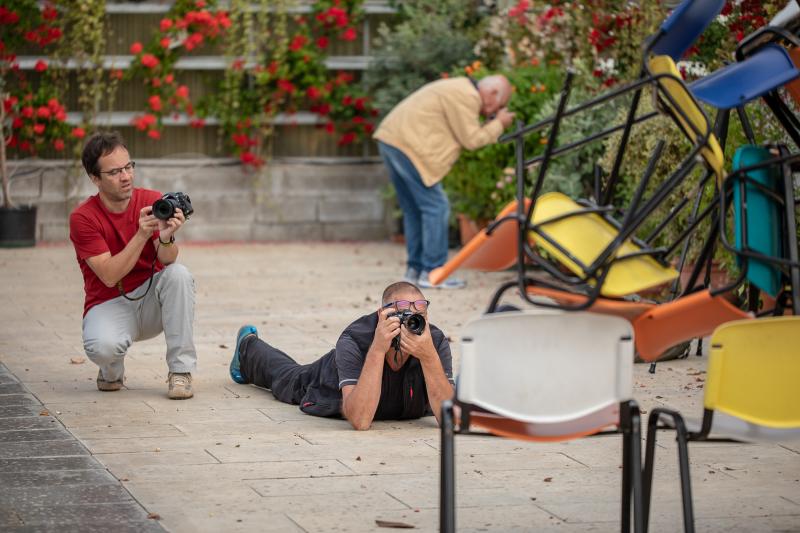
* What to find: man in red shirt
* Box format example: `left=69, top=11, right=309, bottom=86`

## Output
left=69, top=132, right=196, bottom=399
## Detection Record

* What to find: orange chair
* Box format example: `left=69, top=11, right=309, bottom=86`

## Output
left=429, top=199, right=530, bottom=286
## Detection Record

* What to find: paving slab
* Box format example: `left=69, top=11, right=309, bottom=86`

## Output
left=2, top=243, right=800, bottom=532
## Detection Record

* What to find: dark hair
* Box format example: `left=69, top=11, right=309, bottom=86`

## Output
left=81, top=131, right=128, bottom=177
left=381, top=281, right=424, bottom=305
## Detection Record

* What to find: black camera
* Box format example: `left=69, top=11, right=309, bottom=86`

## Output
left=153, top=192, right=194, bottom=221
left=390, top=310, right=426, bottom=349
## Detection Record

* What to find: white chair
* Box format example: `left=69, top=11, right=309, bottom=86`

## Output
left=440, top=310, right=643, bottom=532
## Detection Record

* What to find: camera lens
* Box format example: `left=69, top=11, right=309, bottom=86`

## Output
left=406, top=314, right=426, bottom=335
left=152, top=198, right=175, bottom=220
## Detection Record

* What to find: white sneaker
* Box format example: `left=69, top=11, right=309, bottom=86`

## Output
left=403, top=267, right=420, bottom=284
left=418, top=271, right=466, bottom=289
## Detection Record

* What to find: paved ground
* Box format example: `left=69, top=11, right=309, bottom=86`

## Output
left=0, top=242, right=798, bottom=532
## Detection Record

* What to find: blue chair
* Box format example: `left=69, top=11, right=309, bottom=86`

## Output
left=690, top=44, right=800, bottom=110
left=648, top=0, right=727, bottom=60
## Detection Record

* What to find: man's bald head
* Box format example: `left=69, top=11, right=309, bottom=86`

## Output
left=477, top=75, right=512, bottom=116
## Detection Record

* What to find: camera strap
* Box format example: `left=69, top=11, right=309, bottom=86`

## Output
left=117, top=243, right=160, bottom=302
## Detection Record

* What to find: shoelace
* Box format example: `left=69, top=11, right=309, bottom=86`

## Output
left=168, top=375, right=191, bottom=386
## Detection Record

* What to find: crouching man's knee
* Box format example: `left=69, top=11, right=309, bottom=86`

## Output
left=160, top=263, right=194, bottom=287
left=83, top=335, right=130, bottom=366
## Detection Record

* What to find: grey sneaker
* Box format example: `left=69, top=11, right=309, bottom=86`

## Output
left=403, top=267, right=420, bottom=284
left=418, top=271, right=466, bottom=289
left=167, top=372, right=193, bottom=400
left=96, top=370, right=123, bottom=392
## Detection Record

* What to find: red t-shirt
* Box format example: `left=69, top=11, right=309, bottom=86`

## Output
left=70, top=188, right=164, bottom=316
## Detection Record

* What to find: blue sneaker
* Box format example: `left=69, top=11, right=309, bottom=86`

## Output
left=230, top=325, right=258, bottom=384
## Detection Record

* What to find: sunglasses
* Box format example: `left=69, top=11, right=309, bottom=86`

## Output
left=382, top=299, right=430, bottom=312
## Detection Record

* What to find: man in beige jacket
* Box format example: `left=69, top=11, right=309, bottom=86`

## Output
left=374, top=75, right=514, bottom=288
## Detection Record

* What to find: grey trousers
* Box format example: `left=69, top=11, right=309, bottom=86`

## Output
left=82, top=263, right=197, bottom=382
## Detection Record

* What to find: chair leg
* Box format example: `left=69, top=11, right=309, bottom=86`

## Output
left=440, top=400, right=456, bottom=533
left=642, top=410, right=661, bottom=533
left=630, top=406, right=645, bottom=533
left=643, top=408, right=696, bottom=533
left=621, top=414, right=632, bottom=533
left=674, top=417, right=696, bottom=533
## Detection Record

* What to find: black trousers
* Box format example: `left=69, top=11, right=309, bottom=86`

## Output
left=239, top=336, right=320, bottom=405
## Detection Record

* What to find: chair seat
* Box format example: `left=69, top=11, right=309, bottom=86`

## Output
left=530, top=192, right=679, bottom=297
left=526, top=285, right=655, bottom=321
left=690, top=44, right=800, bottom=110
left=664, top=411, right=800, bottom=444
left=429, top=200, right=530, bottom=285
left=731, top=145, right=784, bottom=297
left=467, top=401, right=620, bottom=442
left=632, top=290, right=750, bottom=362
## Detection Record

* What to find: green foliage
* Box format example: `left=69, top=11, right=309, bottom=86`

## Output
left=365, top=0, right=488, bottom=117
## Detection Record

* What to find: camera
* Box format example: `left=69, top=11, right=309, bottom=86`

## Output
left=390, top=310, right=426, bottom=349
left=153, top=192, right=194, bottom=221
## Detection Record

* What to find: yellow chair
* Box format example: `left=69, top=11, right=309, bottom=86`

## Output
left=530, top=192, right=679, bottom=297
left=642, top=316, right=800, bottom=532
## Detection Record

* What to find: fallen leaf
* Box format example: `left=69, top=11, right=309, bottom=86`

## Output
left=120, top=478, right=129, bottom=482
left=375, top=519, right=415, bottom=529
left=147, top=513, right=161, bottom=520
left=356, top=456, right=361, bottom=461
left=544, top=477, right=553, bottom=482
left=39, top=410, right=49, bottom=416
left=219, top=344, right=228, bottom=349
left=69, top=357, right=85, bottom=364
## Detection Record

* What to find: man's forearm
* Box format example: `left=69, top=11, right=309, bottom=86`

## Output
left=420, top=356, right=455, bottom=425
left=342, top=347, right=385, bottom=430
left=93, top=233, right=150, bottom=287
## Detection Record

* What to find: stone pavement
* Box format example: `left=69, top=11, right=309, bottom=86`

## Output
left=0, top=242, right=798, bottom=532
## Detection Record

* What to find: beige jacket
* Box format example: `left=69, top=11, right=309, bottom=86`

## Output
left=373, top=77, right=506, bottom=187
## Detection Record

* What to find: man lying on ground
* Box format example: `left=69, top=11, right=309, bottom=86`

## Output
left=229, top=281, right=454, bottom=429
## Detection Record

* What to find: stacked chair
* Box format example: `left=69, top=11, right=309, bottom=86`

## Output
left=438, top=0, right=800, bottom=531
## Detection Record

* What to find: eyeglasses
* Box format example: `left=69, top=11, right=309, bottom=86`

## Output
left=383, top=299, right=430, bottom=312
left=99, top=161, right=136, bottom=177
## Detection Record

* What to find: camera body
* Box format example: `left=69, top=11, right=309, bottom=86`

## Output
left=153, top=192, right=194, bottom=221
left=389, top=310, right=426, bottom=349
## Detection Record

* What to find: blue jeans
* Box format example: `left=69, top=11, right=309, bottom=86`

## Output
left=378, top=142, right=449, bottom=272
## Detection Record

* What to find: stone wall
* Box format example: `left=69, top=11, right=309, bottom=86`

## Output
left=4, top=158, right=393, bottom=242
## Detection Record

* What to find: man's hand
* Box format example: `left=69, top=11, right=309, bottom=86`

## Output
left=399, top=322, right=438, bottom=363
left=137, top=206, right=159, bottom=240
left=496, top=107, right=515, bottom=128
left=371, top=307, right=401, bottom=354
left=157, top=208, right=186, bottom=241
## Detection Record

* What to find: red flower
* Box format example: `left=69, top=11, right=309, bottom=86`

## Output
left=196, top=0, right=206, bottom=8
left=148, top=95, right=162, bottom=111
left=160, top=18, right=173, bottom=32
left=290, top=34, right=308, bottom=52
left=175, top=85, right=189, bottom=99
left=316, top=36, right=329, bottom=49
left=354, top=97, right=366, bottom=111
left=160, top=37, right=171, bottom=49
left=12, top=117, right=23, bottom=129
left=36, top=106, right=51, bottom=119
left=34, top=60, right=47, bottom=72
left=21, top=106, right=34, bottom=118
left=20, top=140, right=32, bottom=152
left=277, top=79, right=295, bottom=94
left=33, top=123, right=45, bottom=135
left=53, top=138, right=65, bottom=151
left=165, top=74, right=174, bottom=84
left=140, top=54, right=159, bottom=68
left=148, top=129, right=161, bottom=140
left=55, top=110, right=66, bottom=122
left=42, top=6, right=58, bottom=21
left=337, top=132, right=356, bottom=145
left=342, top=95, right=353, bottom=106
left=190, top=118, right=205, bottom=128
left=324, top=122, right=335, bottom=134
left=341, top=27, right=357, bottom=41
left=130, top=42, right=143, bottom=55
left=267, top=61, right=279, bottom=74
left=317, top=103, right=331, bottom=115
left=0, top=8, right=20, bottom=24
left=240, top=151, right=256, bottom=164
left=71, top=127, right=86, bottom=139
left=232, top=58, right=245, bottom=71
left=3, top=96, right=17, bottom=113
left=306, top=86, right=321, bottom=100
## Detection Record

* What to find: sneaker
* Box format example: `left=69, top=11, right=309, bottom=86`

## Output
left=230, top=325, right=258, bottom=384
left=167, top=372, right=193, bottom=399
left=96, top=370, right=123, bottom=392
left=418, top=271, right=466, bottom=289
left=402, top=267, right=420, bottom=284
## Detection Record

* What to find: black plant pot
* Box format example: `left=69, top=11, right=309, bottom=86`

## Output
left=0, top=205, right=37, bottom=247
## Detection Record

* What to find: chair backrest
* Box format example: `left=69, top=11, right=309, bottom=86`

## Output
left=649, top=54, right=725, bottom=179
left=651, top=0, right=726, bottom=60
left=457, top=310, right=634, bottom=425
left=705, top=317, right=800, bottom=428
left=731, top=145, right=784, bottom=297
